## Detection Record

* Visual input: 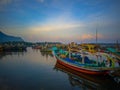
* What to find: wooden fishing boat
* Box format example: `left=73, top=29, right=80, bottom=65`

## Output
left=52, top=47, right=120, bottom=75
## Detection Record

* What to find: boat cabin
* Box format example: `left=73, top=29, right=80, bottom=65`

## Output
left=81, top=44, right=98, bottom=53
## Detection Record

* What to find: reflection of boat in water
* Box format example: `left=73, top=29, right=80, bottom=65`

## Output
left=54, top=60, right=120, bottom=90
left=0, top=51, right=26, bottom=59
left=40, top=50, right=53, bottom=57
left=0, top=52, right=12, bottom=59
left=109, top=70, right=120, bottom=84
left=0, top=45, right=3, bottom=52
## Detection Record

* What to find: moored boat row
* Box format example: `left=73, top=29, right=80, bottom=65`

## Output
left=52, top=43, right=120, bottom=75
left=0, top=42, right=27, bottom=52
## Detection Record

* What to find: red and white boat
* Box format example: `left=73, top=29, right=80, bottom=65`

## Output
left=53, top=48, right=120, bottom=75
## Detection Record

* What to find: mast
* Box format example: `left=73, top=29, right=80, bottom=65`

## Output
left=69, top=49, right=71, bottom=59
left=96, top=28, right=98, bottom=45
left=116, top=40, right=119, bottom=51
left=96, top=28, right=99, bottom=52
left=96, top=28, right=99, bottom=65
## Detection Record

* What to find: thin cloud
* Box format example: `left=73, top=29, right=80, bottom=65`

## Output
left=81, top=33, right=104, bottom=40
left=0, top=0, right=12, bottom=5
left=37, top=0, right=44, bottom=3
left=29, top=23, right=84, bottom=33
left=0, top=0, right=22, bottom=12
left=0, top=0, right=21, bottom=6
left=28, top=12, right=85, bottom=33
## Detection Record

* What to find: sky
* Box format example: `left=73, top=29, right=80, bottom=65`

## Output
left=0, top=0, right=120, bottom=43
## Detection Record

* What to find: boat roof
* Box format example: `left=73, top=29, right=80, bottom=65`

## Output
left=107, top=48, right=118, bottom=53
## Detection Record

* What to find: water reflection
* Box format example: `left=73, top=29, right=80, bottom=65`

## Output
left=0, top=51, right=26, bottom=59
left=0, top=52, right=12, bottom=59
left=40, top=51, right=53, bottom=58
left=54, top=60, right=120, bottom=90
left=32, top=48, right=53, bottom=58
left=0, top=47, right=120, bottom=90
left=0, top=48, right=57, bottom=90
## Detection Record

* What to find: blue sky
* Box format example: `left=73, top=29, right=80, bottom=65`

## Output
left=0, top=0, right=120, bottom=43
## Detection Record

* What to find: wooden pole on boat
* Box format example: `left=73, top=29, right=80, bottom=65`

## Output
left=68, top=47, right=71, bottom=59
left=96, top=28, right=98, bottom=46
left=95, top=28, right=99, bottom=53
left=82, top=50, right=84, bottom=64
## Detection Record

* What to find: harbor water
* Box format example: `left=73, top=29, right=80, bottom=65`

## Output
left=0, top=47, right=120, bottom=90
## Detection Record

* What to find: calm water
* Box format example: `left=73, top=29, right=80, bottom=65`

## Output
left=0, top=47, right=120, bottom=90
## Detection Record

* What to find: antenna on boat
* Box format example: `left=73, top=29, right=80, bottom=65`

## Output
left=95, top=16, right=99, bottom=46
left=96, top=28, right=98, bottom=45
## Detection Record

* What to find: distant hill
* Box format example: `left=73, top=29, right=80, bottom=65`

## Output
left=0, top=31, right=24, bottom=43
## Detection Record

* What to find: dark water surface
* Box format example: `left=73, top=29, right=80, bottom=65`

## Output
left=0, top=47, right=120, bottom=90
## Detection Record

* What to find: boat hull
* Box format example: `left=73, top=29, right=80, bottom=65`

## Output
left=56, top=56, right=109, bottom=75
